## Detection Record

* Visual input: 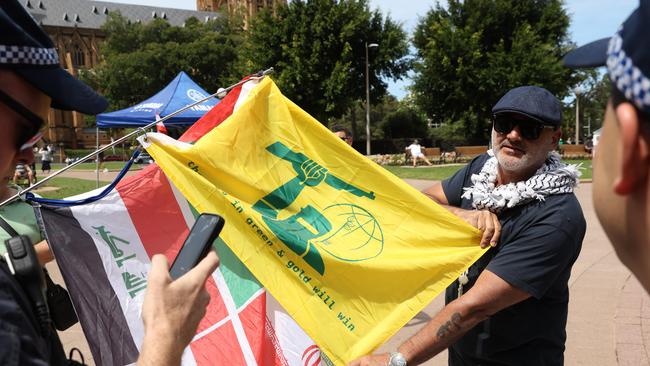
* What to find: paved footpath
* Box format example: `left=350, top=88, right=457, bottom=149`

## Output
left=49, top=177, right=648, bottom=365
left=375, top=180, right=649, bottom=366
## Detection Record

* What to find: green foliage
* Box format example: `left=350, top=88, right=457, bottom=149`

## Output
left=412, top=0, right=581, bottom=144
left=82, top=13, right=245, bottom=111
left=562, top=72, right=609, bottom=142
left=381, top=107, right=428, bottom=139
left=244, top=0, right=410, bottom=123
left=429, top=122, right=469, bottom=148
left=381, top=159, right=591, bottom=179
left=330, top=95, right=424, bottom=140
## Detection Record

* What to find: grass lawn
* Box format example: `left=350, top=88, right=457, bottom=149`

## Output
left=382, top=164, right=466, bottom=180
left=33, top=177, right=110, bottom=199
left=50, top=161, right=144, bottom=171
left=32, top=160, right=591, bottom=201
left=566, top=159, right=592, bottom=180
left=382, top=159, right=592, bottom=181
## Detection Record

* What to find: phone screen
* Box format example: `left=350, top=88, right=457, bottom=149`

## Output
left=169, top=213, right=224, bottom=280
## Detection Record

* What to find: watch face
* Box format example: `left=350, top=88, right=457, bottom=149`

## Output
left=390, top=352, right=407, bottom=366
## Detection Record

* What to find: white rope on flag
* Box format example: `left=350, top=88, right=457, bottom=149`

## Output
left=213, top=270, right=259, bottom=365
left=170, top=182, right=196, bottom=229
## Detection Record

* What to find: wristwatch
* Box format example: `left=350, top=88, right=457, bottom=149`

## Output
left=388, top=352, right=407, bottom=366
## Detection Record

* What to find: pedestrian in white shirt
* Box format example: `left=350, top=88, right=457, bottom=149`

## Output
left=40, top=147, right=51, bottom=173
left=405, top=139, right=433, bottom=167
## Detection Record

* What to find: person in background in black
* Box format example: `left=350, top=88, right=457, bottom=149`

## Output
left=332, top=125, right=353, bottom=146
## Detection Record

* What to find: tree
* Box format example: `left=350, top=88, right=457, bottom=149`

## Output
left=330, top=95, right=413, bottom=139
left=411, top=0, right=581, bottom=144
left=381, top=107, right=428, bottom=139
left=244, top=0, right=410, bottom=124
left=562, top=71, right=609, bottom=142
left=82, top=13, right=246, bottom=111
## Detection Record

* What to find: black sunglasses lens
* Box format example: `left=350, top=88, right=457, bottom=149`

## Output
left=0, top=89, right=44, bottom=147
left=493, top=116, right=514, bottom=134
left=493, top=115, right=542, bottom=140
left=520, top=124, right=540, bottom=140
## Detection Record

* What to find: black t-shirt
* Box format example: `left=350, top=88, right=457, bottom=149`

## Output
left=442, top=154, right=586, bottom=366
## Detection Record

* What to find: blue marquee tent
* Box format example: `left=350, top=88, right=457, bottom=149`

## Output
left=96, top=71, right=219, bottom=128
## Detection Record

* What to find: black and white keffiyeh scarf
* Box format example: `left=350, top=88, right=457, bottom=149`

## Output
left=461, top=150, right=581, bottom=213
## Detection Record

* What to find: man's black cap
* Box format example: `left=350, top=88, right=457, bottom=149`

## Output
left=563, top=0, right=650, bottom=115
left=492, top=86, right=562, bottom=127
left=0, top=0, right=107, bottom=115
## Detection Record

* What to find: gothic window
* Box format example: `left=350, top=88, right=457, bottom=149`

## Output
left=71, top=44, right=85, bottom=68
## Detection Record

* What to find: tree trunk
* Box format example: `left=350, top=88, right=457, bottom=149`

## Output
left=350, top=106, right=358, bottom=139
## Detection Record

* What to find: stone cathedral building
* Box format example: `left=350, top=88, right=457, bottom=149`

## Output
left=197, top=0, right=286, bottom=21
left=20, top=0, right=285, bottom=148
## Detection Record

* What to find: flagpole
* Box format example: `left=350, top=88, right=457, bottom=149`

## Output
left=95, top=126, right=99, bottom=188
left=0, top=68, right=274, bottom=207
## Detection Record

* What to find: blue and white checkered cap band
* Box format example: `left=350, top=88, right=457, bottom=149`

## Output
left=0, top=44, right=59, bottom=65
left=607, top=29, right=650, bottom=112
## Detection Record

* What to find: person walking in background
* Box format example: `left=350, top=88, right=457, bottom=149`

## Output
left=29, top=146, right=37, bottom=177
left=405, top=139, right=433, bottom=167
left=40, top=145, right=52, bottom=173
left=97, top=150, right=106, bottom=172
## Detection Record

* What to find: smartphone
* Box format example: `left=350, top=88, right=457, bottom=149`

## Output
left=169, top=213, right=225, bottom=280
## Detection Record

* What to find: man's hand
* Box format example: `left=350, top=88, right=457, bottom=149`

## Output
left=422, top=183, right=501, bottom=248
left=347, top=353, right=390, bottom=366
left=34, top=240, right=54, bottom=265
left=453, top=208, right=501, bottom=248
left=138, top=251, right=220, bottom=366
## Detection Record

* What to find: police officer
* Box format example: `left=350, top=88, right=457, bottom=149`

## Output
left=564, top=0, right=650, bottom=294
left=0, top=1, right=219, bottom=364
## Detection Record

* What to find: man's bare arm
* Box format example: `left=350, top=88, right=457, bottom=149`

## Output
left=34, top=240, right=53, bottom=265
left=348, top=270, right=530, bottom=366
left=421, top=182, right=448, bottom=205
left=398, top=270, right=529, bottom=364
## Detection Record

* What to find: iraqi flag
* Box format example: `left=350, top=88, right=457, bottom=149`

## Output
left=36, top=77, right=326, bottom=366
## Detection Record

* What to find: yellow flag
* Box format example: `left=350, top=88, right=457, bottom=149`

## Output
left=141, top=77, right=485, bottom=365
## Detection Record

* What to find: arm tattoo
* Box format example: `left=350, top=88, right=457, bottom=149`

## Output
left=436, top=312, right=462, bottom=339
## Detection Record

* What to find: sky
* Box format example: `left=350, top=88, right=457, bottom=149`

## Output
left=106, top=0, right=639, bottom=99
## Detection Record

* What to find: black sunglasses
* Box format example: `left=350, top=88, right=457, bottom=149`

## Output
left=0, top=88, right=44, bottom=148
left=492, top=114, right=555, bottom=140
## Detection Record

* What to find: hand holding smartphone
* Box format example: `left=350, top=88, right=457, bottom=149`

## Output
left=169, top=213, right=225, bottom=280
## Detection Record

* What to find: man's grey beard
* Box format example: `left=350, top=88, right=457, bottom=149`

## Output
left=491, top=137, right=549, bottom=175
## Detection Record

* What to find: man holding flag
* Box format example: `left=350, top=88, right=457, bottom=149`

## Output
left=351, top=86, right=585, bottom=366
left=141, top=73, right=492, bottom=365
left=0, top=1, right=219, bottom=365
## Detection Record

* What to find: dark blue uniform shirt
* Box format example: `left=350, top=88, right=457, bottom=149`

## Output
left=442, top=154, right=586, bottom=366
left=0, top=259, right=67, bottom=365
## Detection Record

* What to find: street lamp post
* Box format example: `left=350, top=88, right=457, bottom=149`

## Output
left=574, top=87, right=582, bottom=145
left=365, top=42, right=378, bottom=155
